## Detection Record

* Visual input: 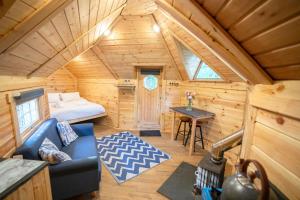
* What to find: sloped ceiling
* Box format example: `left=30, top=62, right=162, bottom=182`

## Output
left=0, top=0, right=50, bottom=38
left=0, top=0, right=126, bottom=77
left=164, top=0, right=300, bottom=80
left=0, top=0, right=299, bottom=82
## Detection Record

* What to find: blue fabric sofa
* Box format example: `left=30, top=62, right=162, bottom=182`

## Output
left=15, top=118, right=101, bottom=200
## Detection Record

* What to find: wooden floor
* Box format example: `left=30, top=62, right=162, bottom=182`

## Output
left=86, top=125, right=206, bottom=200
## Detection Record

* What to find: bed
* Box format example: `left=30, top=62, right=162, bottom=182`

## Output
left=48, top=92, right=106, bottom=123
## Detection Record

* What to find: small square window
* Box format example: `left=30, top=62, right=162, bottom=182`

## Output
left=16, top=98, right=40, bottom=134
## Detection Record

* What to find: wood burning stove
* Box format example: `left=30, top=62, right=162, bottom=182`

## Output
left=194, top=129, right=244, bottom=195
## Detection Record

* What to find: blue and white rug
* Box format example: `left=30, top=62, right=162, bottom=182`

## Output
left=97, top=131, right=171, bottom=183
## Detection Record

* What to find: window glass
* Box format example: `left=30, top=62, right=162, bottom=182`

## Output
left=196, top=62, right=221, bottom=79
left=175, top=38, right=221, bottom=81
left=143, top=75, right=158, bottom=91
left=16, top=98, right=40, bottom=134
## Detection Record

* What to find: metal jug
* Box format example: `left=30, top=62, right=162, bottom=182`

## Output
left=221, top=159, right=269, bottom=200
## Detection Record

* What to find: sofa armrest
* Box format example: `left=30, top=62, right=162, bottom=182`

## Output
left=71, top=123, right=94, bottom=137
left=49, top=156, right=98, bottom=177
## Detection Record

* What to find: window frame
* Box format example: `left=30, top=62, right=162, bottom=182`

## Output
left=16, top=98, right=41, bottom=136
left=8, top=88, right=45, bottom=146
left=175, top=37, right=224, bottom=82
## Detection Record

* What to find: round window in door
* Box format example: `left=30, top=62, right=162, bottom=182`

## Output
left=143, top=75, right=158, bottom=91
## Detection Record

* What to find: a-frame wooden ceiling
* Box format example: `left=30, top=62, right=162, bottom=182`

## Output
left=0, top=0, right=299, bottom=83
left=0, top=0, right=126, bottom=76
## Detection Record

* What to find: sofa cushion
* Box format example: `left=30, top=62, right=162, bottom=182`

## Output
left=57, top=121, right=78, bottom=146
left=62, top=136, right=98, bottom=159
left=39, top=138, right=72, bottom=164
left=15, top=118, right=63, bottom=160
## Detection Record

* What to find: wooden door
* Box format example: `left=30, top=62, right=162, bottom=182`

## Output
left=137, top=70, right=161, bottom=130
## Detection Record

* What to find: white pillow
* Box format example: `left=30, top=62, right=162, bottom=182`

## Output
left=39, top=138, right=71, bottom=164
left=57, top=121, right=78, bottom=146
left=48, top=93, right=61, bottom=103
left=60, top=92, right=81, bottom=102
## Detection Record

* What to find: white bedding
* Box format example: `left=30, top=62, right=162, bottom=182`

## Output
left=49, top=99, right=105, bottom=122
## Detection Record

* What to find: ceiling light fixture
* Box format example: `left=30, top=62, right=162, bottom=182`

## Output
left=104, top=29, right=111, bottom=36
left=153, top=24, right=160, bottom=33
left=73, top=56, right=81, bottom=61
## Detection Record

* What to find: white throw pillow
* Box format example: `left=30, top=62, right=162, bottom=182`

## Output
left=57, top=121, right=78, bottom=146
left=39, top=138, right=71, bottom=164
left=48, top=93, right=61, bottom=103
left=60, top=92, right=81, bottom=102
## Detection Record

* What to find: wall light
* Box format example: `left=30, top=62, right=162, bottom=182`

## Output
left=153, top=24, right=160, bottom=33
left=104, top=29, right=111, bottom=36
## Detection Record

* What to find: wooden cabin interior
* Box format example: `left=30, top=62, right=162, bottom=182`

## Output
left=0, top=0, right=299, bottom=199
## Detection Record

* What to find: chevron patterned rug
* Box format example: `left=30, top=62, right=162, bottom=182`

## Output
left=97, top=131, right=171, bottom=183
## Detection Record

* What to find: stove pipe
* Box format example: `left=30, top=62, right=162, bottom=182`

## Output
left=210, top=129, right=244, bottom=164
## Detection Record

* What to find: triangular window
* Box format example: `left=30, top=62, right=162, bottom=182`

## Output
left=176, top=39, right=222, bottom=81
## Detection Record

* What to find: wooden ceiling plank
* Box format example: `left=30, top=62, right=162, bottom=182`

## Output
left=242, top=15, right=300, bottom=55
left=254, top=43, right=300, bottom=67
left=28, top=6, right=125, bottom=77
left=266, top=65, right=300, bottom=80
left=0, top=0, right=17, bottom=19
left=229, top=0, right=300, bottom=42
left=216, top=0, right=265, bottom=29
left=155, top=0, right=272, bottom=84
left=24, top=32, right=57, bottom=58
left=65, top=0, right=83, bottom=53
left=78, top=0, right=90, bottom=50
left=5, top=0, right=35, bottom=22
left=38, top=21, right=66, bottom=51
left=0, top=0, right=72, bottom=54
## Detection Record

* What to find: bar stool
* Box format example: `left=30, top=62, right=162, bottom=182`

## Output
left=175, top=116, right=192, bottom=144
left=184, top=120, right=207, bottom=151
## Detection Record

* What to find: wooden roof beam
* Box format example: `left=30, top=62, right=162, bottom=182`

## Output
left=155, top=0, right=272, bottom=84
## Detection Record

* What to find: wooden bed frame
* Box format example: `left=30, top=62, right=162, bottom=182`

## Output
left=67, top=113, right=107, bottom=124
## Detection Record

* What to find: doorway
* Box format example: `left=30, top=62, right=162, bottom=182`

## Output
left=137, top=68, right=162, bottom=130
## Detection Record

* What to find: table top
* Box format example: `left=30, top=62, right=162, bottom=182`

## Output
left=170, top=106, right=215, bottom=119
left=0, top=158, right=47, bottom=199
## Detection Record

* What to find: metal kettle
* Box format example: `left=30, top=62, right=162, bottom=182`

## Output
left=221, top=159, right=269, bottom=200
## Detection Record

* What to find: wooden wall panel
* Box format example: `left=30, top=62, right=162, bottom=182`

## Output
left=118, top=86, right=136, bottom=129
left=121, top=0, right=157, bottom=16
left=0, top=76, right=48, bottom=157
left=0, top=69, right=77, bottom=156
left=46, top=67, right=77, bottom=92
left=78, top=79, right=119, bottom=128
left=241, top=81, right=300, bottom=199
left=161, top=80, right=248, bottom=164
left=66, top=49, right=116, bottom=79
left=95, top=15, right=180, bottom=79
